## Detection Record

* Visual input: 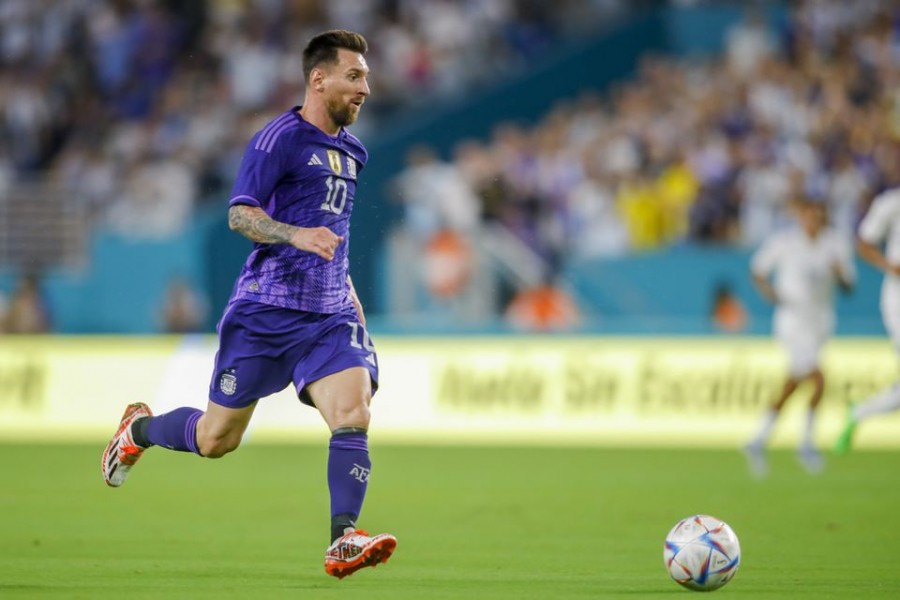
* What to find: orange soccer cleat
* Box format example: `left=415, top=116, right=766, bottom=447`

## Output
left=101, top=402, right=153, bottom=487
left=324, top=529, right=397, bottom=579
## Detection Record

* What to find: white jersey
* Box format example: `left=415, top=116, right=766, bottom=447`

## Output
left=858, top=187, right=900, bottom=346
left=751, top=226, right=855, bottom=314
left=751, top=225, right=855, bottom=376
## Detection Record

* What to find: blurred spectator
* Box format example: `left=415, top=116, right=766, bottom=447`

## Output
left=219, top=14, right=282, bottom=111
left=107, top=150, right=195, bottom=239
left=710, top=281, right=748, bottom=333
left=726, top=6, right=776, bottom=77
left=421, top=230, right=474, bottom=299
left=454, top=139, right=509, bottom=225
left=393, top=145, right=479, bottom=240
left=505, top=280, right=580, bottom=332
left=827, top=148, right=869, bottom=237
left=738, top=136, right=792, bottom=246
left=1, top=272, right=52, bottom=334
left=618, top=171, right=667, bottom=249
left=565, top=153, right=629, bottom=258
left=159, top=275, right=208, bottom=334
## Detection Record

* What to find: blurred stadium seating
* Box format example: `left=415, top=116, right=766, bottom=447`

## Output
left=0, top=0, right=892, bottom=334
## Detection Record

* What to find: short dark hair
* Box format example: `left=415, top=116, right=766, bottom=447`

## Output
left=302, top=30, right=368, bottom=82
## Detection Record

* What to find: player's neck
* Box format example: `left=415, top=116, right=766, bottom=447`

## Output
left=298, top=104, right=340, bottom=137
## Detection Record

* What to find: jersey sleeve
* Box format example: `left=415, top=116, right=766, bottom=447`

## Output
left=859, top=190, right=900, bottom=245
left=229, top=136, right=286, bottom=208
left=833, top=233, right=857, bottom=284
left=750, top=235, right=782, bottom=277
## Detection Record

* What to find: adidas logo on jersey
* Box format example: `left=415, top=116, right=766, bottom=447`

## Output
left=308, top=154, right=323, bottom=166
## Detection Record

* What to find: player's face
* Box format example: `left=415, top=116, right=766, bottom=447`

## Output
left=798, top=203, right=827, bottom=234
left=323, top=49, right=370, bottom=127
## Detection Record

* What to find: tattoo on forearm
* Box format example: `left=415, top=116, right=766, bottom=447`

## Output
left=229, top=206, right=296, bottom=244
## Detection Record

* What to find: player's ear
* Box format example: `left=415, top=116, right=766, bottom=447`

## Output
left=310, top=67, right=326, bottom=93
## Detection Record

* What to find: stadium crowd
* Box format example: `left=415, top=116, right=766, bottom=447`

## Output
left=0, top=0, right=624, bottom=239
left=2, top=0, right=899, bottom=330
left=393, top=0, right=900, bottom=270
left=6, top=0, right=891, bottom=252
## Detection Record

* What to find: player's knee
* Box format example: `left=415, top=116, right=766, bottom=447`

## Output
left=197, top=432, right=242, bottom=459
left=333, top=401, right=371, bottom=429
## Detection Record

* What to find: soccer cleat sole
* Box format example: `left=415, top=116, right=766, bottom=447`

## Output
left=325, top=535, right=397, bottom=579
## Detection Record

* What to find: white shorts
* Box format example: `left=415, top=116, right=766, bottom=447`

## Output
left=774, top=308, right=832, bottom=378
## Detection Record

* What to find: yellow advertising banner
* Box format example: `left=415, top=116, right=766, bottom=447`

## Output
left=0, top=336, right=897, bottom=448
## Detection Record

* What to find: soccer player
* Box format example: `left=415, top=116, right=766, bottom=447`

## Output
left=101, top=30, right=397, bottom=579
left=835, top=188, right=900, bottom=454
left=744, top=197, right=855, bottom=475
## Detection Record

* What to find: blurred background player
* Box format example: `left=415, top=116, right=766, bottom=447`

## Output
left=835, top=188, right=900, bottom=454
left=100, top=30, right=396, bottom=578
left=744, top=197, right=855, bottom=475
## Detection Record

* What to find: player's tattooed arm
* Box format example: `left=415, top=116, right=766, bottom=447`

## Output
left=228, top=205, right=343, bottom=260
left=228, top=204, right=295, bottom=244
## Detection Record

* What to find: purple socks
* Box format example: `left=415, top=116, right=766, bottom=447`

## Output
left=328, top=431, right=370, bottom=540
left=143, top=407, right=203, bottom=455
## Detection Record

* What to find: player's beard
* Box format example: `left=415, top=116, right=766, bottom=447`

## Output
left=327, top=98, right=358, bottom=127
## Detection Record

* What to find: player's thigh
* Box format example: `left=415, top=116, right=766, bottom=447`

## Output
left=306, top=367, right=373, bottom=431
left=198, top=399, right=257, bottom=442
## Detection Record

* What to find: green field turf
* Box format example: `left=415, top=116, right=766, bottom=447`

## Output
left=2, top=443, right=900, bottom=599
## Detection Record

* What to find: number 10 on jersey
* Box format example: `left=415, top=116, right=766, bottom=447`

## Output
left=321, top=176, right=348, bottom=214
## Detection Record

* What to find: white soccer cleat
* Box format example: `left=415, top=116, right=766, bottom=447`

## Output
left=324, top=529, right=397, bottom=579
left=101, top=402, right=153, bottom=487
left=798, top=446, right=824, bottom=474
left=742, top=441, right=768, bottom=478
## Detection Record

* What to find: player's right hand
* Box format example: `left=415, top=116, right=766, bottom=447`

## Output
left=292, top=227, right=343, bottom=260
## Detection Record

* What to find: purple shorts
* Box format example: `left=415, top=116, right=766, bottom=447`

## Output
left=209, top=299, right=378, bottom=408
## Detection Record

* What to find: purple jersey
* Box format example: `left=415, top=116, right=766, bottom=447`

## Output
left=228, top=106, right=368, bottom=313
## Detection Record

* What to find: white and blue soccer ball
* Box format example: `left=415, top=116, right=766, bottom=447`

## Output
left=663, top=514, right=741, bottom=592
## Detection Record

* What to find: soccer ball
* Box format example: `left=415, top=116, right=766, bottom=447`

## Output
left=663, top=514, right=741, bottom=592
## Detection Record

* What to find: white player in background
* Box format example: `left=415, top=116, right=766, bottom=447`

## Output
left=744, top=197, right=855, bottom=476
left=835, top=187, right=900, bottom=454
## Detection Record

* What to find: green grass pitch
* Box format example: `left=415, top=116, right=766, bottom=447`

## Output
left=2, top=443, right=900, bottom=599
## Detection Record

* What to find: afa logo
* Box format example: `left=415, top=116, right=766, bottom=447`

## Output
left=220, top=371, right=237, bottom=396
left=349, top=463, right=370, bottom=483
